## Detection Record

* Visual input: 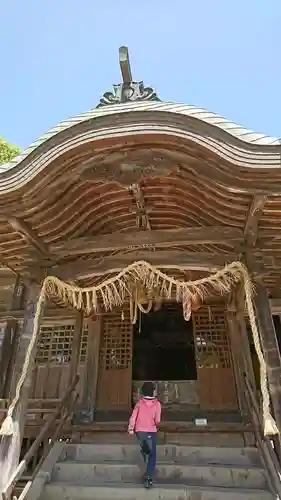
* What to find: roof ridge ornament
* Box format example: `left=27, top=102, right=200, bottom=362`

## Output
left=96, top=46, right=161, bottom=108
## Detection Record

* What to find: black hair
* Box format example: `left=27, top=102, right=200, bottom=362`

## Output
left=141, top=381, right=155, bottom=397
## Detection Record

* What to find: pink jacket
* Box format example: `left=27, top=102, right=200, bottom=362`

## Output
left=128, top=397, right=161, bottom=433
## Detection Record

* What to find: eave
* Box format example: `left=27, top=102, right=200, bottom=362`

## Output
left=0, top=103, right=280, bottom=294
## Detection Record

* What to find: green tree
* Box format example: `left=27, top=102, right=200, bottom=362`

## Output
left=0, top=137, right=20, bottom=165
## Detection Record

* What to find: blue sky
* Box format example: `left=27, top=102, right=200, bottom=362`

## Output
left=1, top=1, right=280, bottom=149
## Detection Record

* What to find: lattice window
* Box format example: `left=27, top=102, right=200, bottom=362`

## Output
left=193, top=307, right=231, bottom=369
left=100, top=312, right=132, bottom=370
left=36, top=322, right=88, bottom=365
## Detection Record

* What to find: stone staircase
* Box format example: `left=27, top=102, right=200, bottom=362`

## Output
left=29, top=438, right=276, bottom=500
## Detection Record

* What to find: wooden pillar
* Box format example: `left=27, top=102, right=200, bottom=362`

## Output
left=0, top=281, right=44, bottom=493
left=244, top=252, right=281, bottom=434
left=0, top=277, right=25, bottom=397
left=68, top=310, right=84, bottom=386
left=73, top=314, right=101, bottom=424
left=251, top=281, right=281, bottom=434
left=227, top=301, right=257, bottom=446
left=235, top=286, right=256, bottom=389
left=82, top=314, right=101, bottom=413
left=226, top=307, right=246, bottom=413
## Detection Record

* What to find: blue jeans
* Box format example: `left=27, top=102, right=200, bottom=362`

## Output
left=136, top=431, right=157, bottom=478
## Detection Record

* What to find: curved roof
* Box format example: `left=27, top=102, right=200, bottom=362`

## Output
left=1, top=100, right=281, bottom=201
left=0, top=100, right=280, bottom=177
left=0, top=88, right=281, bottom=296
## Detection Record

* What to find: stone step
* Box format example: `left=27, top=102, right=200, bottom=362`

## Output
left=61, top=443, right=261, bottom=467
left=74, top=429, right=253, bottom=447
left=93, top=409, right=245, bottom=424
left=42, top=482, right=274, bottom=500
left=54, top=461, right=267, bottom=490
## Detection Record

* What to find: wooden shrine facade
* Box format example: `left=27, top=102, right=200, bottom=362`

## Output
left=0, top=282, right=281, bottom=438
left=1, top=46, right=281, bottom=444
left=0, top=296, right=250, bottom=431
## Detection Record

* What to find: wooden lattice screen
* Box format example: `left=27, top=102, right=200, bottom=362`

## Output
left=193, top=306, right=238, bottom=410
left=96, top=308, right=132, bottom=410
left=30, top=321, right=89, bottom=400
left=36, top=323, right=88, bottom=365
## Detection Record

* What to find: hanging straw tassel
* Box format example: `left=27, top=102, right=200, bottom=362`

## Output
left=72, top=289, right=78, bottom=309
left=0, top=285, right=46, bottom=437
left=0, top=411, right=14, bottom=437
left=86, top=291, right=91, bottom=315
left=264, top=413, right=279, bottom=436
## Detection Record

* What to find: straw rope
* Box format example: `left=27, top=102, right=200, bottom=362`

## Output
left=0, top=260, right=278, bottom=437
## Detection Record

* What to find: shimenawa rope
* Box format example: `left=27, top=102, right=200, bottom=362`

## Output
left=0, top=260, right=278, bottom=437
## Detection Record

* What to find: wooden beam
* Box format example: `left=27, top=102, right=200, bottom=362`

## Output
left=48, top=249, right=281, bottom=282
left=8, top=218, right=50, bottom=257
left=36, top=249, right=281, bottom=283
left=244, top=195, right=267, bottom=246
left=50, top=250, right=238, bottom=281
left=119, top=46, right=132, bottom=83
left=0, top=307, right=76, bottom=321
left=2, top=296, right=281, bottom=322
left=47, top=226, right=243, bottom=259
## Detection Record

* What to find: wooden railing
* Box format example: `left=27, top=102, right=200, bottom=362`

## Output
left=0, top=402, right=71, bottom=428
left=243, top=372, right=281, bottom=497
left=1, top=374, right=79, bottom=500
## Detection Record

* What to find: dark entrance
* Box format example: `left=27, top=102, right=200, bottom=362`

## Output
left=132, top=302, right=196, bottom=381
left=132, top=302, right=198, bottom=412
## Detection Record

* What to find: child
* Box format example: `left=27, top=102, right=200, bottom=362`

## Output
left=128, top=382, right=161, bottom=489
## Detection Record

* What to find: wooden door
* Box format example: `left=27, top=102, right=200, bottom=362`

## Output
left=193, top=306, right=238, bottom=410
left=31, top=321, right=88, bottom=401
left=96, top=309, right=132, bottom=410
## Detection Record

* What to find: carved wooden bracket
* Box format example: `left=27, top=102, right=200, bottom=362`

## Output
left=129, top=183, right=151, bottom=230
